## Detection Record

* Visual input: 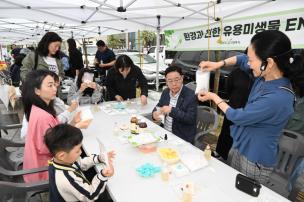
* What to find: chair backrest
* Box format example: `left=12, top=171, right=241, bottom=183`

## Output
left=275, top=129, right=304, bottom=178
left=196, top=106, right=219, bottom=135
left=185, top=81, right=196, bottom=92
left=0, top=112, right=22, bottom=130
left=0, top=166, right=49, bottom=202
left=194, top=106, right=219, bottom=150
left=0, top=138, right=24, bottom=171
left=0, top=180, right=49, bottom=202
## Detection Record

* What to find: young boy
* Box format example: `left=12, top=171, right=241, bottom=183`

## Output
left=44, top=124, right=115, bottom=202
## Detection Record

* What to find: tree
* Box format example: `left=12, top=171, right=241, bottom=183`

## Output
left=141, top=31, right=156, bottom=47
left=107, top=35, right=123, bottom=49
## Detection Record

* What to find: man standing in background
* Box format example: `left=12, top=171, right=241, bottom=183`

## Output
left=94, top=40, right=116, bottom=78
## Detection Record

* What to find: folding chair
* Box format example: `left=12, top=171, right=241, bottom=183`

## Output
left=268, top=129, right=304, bottom=197
left=0, top=166, right=49, bottom=202
left=194, top=106, right=219, bottom=150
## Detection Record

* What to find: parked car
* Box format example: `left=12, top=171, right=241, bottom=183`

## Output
left=164, top=50, right=177, bottom=66
left=147, top=46, right=165, bottom=59
left=117, top=52, right=167, bottom=86
left=147, top=46, right=177, bottom=67
left=171, top=50, right=243, bottom=100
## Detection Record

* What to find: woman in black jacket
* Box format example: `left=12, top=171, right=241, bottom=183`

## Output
left=67, top=38, right=84, bottom=78
left=106, top=54, right=148, bottom=105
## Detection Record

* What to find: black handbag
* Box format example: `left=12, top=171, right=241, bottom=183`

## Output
left=235, top=174, right=261, bottom=197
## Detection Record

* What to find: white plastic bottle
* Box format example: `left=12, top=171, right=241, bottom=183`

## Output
left=204, top=144, right=212, bottom=161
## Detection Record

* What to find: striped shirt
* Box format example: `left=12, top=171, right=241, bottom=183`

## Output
left=164, top=86, right=183, bottom=132
left=48, top=155, right=108, bottom=202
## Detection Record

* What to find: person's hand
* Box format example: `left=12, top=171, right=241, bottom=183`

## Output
left=140, top=95, right=147, bottom=105
left=115, top=95, right=124, bottom=102
left=67, top=100, right=78, bottom=113
left=80, top=82, right=88, bottom=92
left=102, top=163, right=114, bottom=177
left=72, top=111, right=81, bottom=124
left=99, top=63, right=105, bottom=68
left=197, top=90, right=214, bottom=102
left=101, top=152, right=115, bottom=177
left=107, top=150, right=116, bottom=162
left=160, top=106, right=172, bottom=115
left=98, top=150, right=116, bottom=164
left=152, top=111, right=162, bottom=122
left=71, top=111, right=92, bottom=129
left=199, top=61, right=223, bottom=72
left=94, top=59, right=99, bottom=66
left=87, top=82, right=96, bottom=90
left=75, top=119, right=92, bottom=129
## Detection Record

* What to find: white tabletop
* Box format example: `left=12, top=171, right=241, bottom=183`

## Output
left=81, top=100, right=288, bottom=202
left=99, top=97, right=158, bottom=116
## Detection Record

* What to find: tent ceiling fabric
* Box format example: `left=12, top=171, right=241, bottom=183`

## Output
left=0, top=0, right=301, bottom=44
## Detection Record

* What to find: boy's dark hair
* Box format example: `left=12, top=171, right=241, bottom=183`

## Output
left=44, top=124, right=83, bottom=156
left=164, top=66, right=183, bottom=77
left=96, top=40, right=106, bottom=47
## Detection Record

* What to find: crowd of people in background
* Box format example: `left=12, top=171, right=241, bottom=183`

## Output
left=1, top=29, right=304, bottom=201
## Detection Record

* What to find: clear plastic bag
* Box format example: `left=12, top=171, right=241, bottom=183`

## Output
left=195, top=69, right=210, bottom=94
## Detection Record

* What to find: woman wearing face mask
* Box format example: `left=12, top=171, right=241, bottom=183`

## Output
left=21, top=32, right=64, bottom=80
left=22, top=70, right=90, bottom=183
left=198, top=30, right=304, bottom=185
left=106, top=54, right=148, bottom=105
left=67, top=68, right=102, bottom=105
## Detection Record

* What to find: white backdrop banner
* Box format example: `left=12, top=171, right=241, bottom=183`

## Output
left=165, top=8, right=304, bottom=51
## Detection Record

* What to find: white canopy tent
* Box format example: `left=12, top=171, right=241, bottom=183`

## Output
left=0, top=0, right=301, bottom=42
left=0, top=0, right=302, bottom=89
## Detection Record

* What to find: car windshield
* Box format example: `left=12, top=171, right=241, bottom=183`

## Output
left=121, top=54, right=156, bottom=64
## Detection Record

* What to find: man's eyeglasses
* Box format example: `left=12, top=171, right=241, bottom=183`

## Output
left=166, top=77, right=182, bottom=84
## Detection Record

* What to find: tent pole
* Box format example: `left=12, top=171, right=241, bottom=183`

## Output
left=125, top=32, right=129, bottom=50
left=82, top=38, right=89, bottom=68
left=156, top=15, right=161, bottom=92
left=138, top=30, right=143, bottom=68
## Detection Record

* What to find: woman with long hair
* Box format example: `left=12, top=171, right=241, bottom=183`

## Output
left=22, top=70, right=90, bottom=182
left=67, top=38, right=84, bottom=78
left=67, top=68, right=102, bottom=105
left=198, top=30, right=304, bottom=185
left=21, top=32, right=64, bottom=80
left=106, top=54, right=148, bottom=105
left=22, top=70, right=59, bottom=182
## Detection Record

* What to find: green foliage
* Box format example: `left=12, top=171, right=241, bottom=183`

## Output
left=107, top=35, right=123, bottom=49
left=164, top=30, right=175, bottom=46
left=141, top=31, right=156, bottom=47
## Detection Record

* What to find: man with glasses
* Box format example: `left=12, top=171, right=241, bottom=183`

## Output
left=152, top=66, right=197, bottom=143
